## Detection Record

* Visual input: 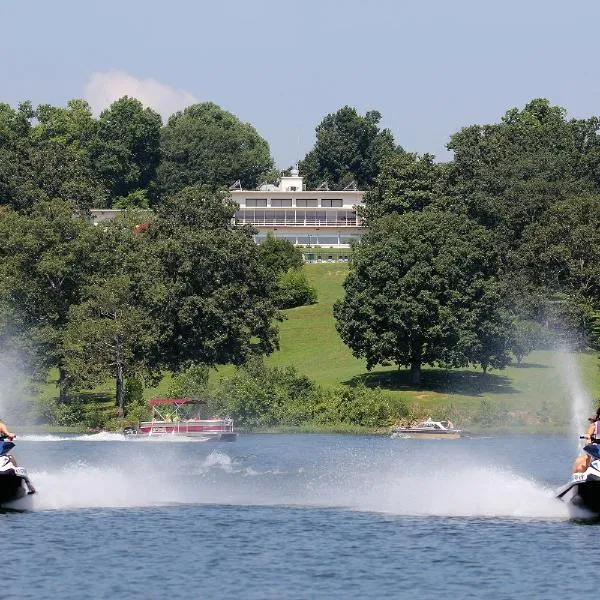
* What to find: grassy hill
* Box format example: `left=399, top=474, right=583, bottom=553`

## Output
left=243, top=263, right=600, bottom=429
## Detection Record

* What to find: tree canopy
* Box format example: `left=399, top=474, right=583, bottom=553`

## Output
left=447, top=98, right=600, bottom=247
left=144, top=185, right=280, bottom=371
left=156, top=102, right=274, bottom=197
left=334, top=210, right=512, bottom=383
left=299, top=107, right=399, bottom=191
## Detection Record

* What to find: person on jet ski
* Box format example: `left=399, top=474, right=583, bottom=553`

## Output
left=0, top=420, right=15, bottom=441
left=0, top=420, right=36, bottom=494
left=573, top=407, right=600, bottom=473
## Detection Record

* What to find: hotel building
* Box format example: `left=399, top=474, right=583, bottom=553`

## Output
left=89, top=169, right=365, bottom=261
left=231, top=167, right=365, bottom=261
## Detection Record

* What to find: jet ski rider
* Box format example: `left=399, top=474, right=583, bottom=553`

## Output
left=0, top=419, right=36, bottom=494
left=0, top=419, right=15, bottom=442
left=573, top=407, right=600, bottom=473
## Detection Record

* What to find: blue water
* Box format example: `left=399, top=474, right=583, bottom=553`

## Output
left=2, top=434, right=594, bottom=599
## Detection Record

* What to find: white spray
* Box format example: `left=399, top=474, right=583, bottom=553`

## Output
left=556, top=350, right=594, bottom=452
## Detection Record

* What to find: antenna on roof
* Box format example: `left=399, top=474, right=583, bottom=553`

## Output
left=229, top=180, right=242, bottom=191
left=316, top=181, right=329, bottom=191
left=343, top=180, right=358, bottom=191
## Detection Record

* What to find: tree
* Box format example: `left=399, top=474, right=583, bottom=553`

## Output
left=516, top=195, right=600, bottom=347
left=361, top=152, right=448, bottom=223
left=62, top=209, right=161, bottom=415
left=447, top=98, right=600, bottom=248
left=64, top=274, right=157, bottom=417
left=334, top=210, right=511, bottom=384
left=0, top=200, right=98, bottom=400
left=156, top=103, right=274, bottom=198
left=299, top=107, right=399, bottom=191
left=0, top=101, right=36, bottom=211
left=144, top=185, right=280, bottom=371
left=30, top=100, right=107, bottom=210
left=510, top=319, right=544, bottom=364
left=90, top=97, right=162, bottom=204
left=257, top=233, right=303, bottom=274
left=276, top=268, right=317, bottom=309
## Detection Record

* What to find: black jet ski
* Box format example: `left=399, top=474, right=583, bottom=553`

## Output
left=556, top=440, right=600, bottom=514
left=0, top=438, right=36, bottom=505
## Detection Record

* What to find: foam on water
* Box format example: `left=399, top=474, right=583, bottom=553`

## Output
left=339, top=464, right=568, bottom=519
left=13, top=446, right=568, bottom=519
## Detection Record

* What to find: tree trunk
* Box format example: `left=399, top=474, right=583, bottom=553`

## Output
left=58, top=366, right=70, bottom=404
left=410, top=361, right=421, bottom=386
left=115, top=361, right=124, bottom=419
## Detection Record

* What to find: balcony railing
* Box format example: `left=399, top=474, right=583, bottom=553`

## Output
left=236, top=219, right=362, bottom=227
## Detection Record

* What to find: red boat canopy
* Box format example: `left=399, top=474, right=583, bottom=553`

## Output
left=149, top=398, right=207, bottom=406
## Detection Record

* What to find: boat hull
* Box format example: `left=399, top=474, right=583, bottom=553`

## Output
left=0, top=472, right=29, bottom=505
left=391, top=431, right=461, bottom=439
left=134, top=422, right=237, bottom=441
left=557, top=477, right=600, bottom=514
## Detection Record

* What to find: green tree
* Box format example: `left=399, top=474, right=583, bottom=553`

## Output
left=334, top=211, right=510, bottom=384
left=510, top=319, right=544, bottom=364
left=0, top=100, right=106, bottom=211
left=447, top=98, right=600, bottom=248
left=30, top=100, right=107, bottom=210
left=276, top=268, right=317, bottom=309
left=144, top=185, right=280, bottom=371
left=516, top=195, right=600, bottom=347
left=257, top=233, right=303, bottom=274
left=64, top=274, right=157, bottom=417
left=156, top=103, right=274, bottom=198
left=361, top=152, right=448, bottom=223
left=90, top=97, right=162, bottom=203
left=299, top=106, right=399, bottom=191
left=0, top=200, right=97, bottom=400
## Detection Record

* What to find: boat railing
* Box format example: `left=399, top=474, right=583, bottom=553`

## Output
left=140, top=418, right=234, bottom=433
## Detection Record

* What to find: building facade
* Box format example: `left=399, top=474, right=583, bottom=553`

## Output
left=231, top=168, right=365, bottom=261
left=89, top=169, right=365, bottom=261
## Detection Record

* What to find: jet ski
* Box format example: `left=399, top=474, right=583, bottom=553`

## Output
left=556, top=439, right=600, bottom=514
left=0, top=438, right=36, bottom=505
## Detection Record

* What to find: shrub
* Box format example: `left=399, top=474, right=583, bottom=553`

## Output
left=168, top=364, right=209, bottom=399
left=277, top=268, right=317, bottom=309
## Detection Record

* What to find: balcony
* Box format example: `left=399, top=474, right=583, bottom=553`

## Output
left=235, top=218, right=361, bottom=227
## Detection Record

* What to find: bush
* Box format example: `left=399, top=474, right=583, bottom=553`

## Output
left=214, top=363, right=405, bottom=429
left=215, top=360, right=319, bottom=428
left=53, top=399, right=86, bottom=426
left=257, top=234, right=303, bottom=274
left=313, top=383, right=406, bottom=427
left=277, top=268, right=317, bottom=309
left=124, top=377, right=144, bottom=416
left=168, top=364, right=209, bottom=399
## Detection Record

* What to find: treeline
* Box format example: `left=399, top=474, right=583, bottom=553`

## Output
left=1, top=95, right=600, bottom=427
left=336, top=99, right=600, bottom=384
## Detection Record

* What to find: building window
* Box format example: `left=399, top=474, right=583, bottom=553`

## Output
left=319, top=235, right=339, bottom=245
left=246, top=198, right=267, bottom=207
left=271, top=199, right=292, bottom=207
left=296, top=199, right=318, bottom=207
left=321, top=199, right=343, bottom=207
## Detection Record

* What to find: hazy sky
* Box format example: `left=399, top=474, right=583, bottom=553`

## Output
left=2, top=0, right=599, bottom=168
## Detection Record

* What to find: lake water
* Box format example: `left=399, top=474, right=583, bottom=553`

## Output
left=2, top=433, right=594, bottom=599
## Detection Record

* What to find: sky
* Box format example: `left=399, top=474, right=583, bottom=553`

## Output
left=2, top=0, right=600, bottom=169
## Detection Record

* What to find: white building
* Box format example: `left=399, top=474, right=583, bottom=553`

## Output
left=231, top=167, right=365, bottom=261
left=89, top=169, right=365, bottom=261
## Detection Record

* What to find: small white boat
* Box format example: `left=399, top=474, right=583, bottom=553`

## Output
left=391, top=417, right=462, bottom=439
left=127, top=398, right=237, bottom=441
